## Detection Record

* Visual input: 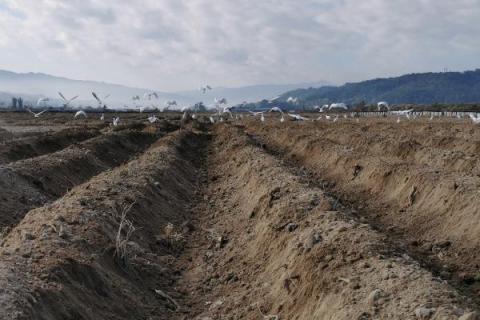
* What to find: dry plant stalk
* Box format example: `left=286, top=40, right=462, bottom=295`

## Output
left=112, top=201, right=136, bottom=266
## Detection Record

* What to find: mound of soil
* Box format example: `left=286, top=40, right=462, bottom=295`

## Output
left=244, top=118, right=480, bottom=304
left=0, top=128, right=100, bottom=164
left=0, top=129, right=159, bottom=230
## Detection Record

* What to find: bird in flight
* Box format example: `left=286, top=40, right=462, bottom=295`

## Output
left=28, top=109, right=47, bottom=118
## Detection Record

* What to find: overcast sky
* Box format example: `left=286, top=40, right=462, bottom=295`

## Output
left=0, top=0, right=479, bottom=91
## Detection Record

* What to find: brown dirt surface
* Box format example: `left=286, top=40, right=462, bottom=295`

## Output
left=0, top=112, right=479, bottom=320
left=243, top=117, right=480, bottom=305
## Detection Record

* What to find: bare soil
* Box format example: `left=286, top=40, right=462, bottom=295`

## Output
left=0, top=113, right=479, bottom=320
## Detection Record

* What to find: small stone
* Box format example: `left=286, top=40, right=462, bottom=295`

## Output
left=435, top=240, right=452, bottom=249
left=58, top=225, right=69, bottom=239
left=414, top=307, right=435, bottom=319
left=311, top=232, right=322, bottom=244
left=367, top=289, right=384, bottom=306
left=22, top=232, right=35, bottom=241
left=286, top=223, right=298, bottom=232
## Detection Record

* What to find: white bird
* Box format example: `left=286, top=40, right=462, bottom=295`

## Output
left=192, top=113, right=197, bottom=119
left=333, top=116, right=339, bottom=122
left=222, top=106, right=235, bottom=118
left=469, top=113, right=480, bottom=124
left=396, top=117, right=401, bottom=123
left=74, top=110, right=87, bottom=119
left=317, top=105, right=329, bottom=113
left=280, top=114, right=285, bottom=123
left=261, top=113, right=265, bottom=122
left=165, top=100, right=177, bottom=111
left=28, top=109, right=47, bottom=118
left=112, top=116, right=120, bottom=126
left=209, top=116, right=215, bottom=124
left=214, top=97, right=228, bottom=105
left=58, top=92, right=79, bottom=108
left=148, top=115, right=159, bottom=123
left=36, top=97, right=49, bottom=107
left=268, top=96, right=280, bottom=103
left=392, top=109, right=414, bottom=115
left=329, top=103, right=348, bottom=110
left=144, top=92, right=158, bottom=100
left=316, top=115, right=322, bottom=121
left=100, top=113, right=105, bottom=121
left=269, top=107, right=283, bottom=113
left=92, top=92, right=109, bottom=109
left=325, top=115, right=331, bottom=120
left=200, top=85, right=212, bottom=94
left=377, top=101, right=390, bottom=111
left=288, top=113, right=309, bottom=121
left=287, top=97, right=299, bottom=104
left=249, top=111, right=264, bottom=117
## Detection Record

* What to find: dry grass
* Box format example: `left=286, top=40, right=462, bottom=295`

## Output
left=111, top=202, right=136, bottom=266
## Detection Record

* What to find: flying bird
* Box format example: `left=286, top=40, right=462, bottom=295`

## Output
left=288, top=113, right=309, bottom=121
left=144, top=92, right=159, bottom=100
left=392, top=109, right=414, bottom=115
left=58, top=92, right=79, bottom=107
left=112, top=116, right=120, bottom=126
left=92, top=92, right=109, bottom=109
left=249, top=111, right=264, bottom=117
left=164, top=100, right=177, bottom=111
left=329, top=103, right=348, bottom=110
left=269, top=107, right=283, bottom=113
left=469, top=113, right=480, bottom=124
left=36, top=97, right=49, bottom=107
left=148, top=115, right=159, bottom=123
left=287, top=97, right=299, bottom=104
left=74, top=110, right=87, bottom=119
left=28, top=109, right=47, bottom=118
left=377, top=101, right=390, bottom=111
left=200, top=85, right=212, bottom=94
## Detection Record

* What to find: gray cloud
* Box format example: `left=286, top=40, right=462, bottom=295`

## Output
left=0, top=0, right=479, bottom=91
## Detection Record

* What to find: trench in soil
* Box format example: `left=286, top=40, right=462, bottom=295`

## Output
left=0, top=122, right=478, bottom=319
left=241, top=119, right=480, bottom=306
left=0, top=124, right=177, bottom=232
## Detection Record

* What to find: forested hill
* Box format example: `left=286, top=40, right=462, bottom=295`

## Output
left=279, top=70, right=480, bottom=105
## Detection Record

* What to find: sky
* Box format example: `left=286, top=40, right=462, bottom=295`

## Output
left=0, top=0, right=479, bottom=91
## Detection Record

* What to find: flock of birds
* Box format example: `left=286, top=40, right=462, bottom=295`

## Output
left=27, top=91, right=480, bottom=126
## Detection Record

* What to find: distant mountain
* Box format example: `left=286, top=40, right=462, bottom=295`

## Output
left=176, top=82, right=329, bottom=106
left=0, top=69, right=327, bottom=108
left=279, top=70, right=480, bottom=106
left=0, top=70, right=179, bottom=108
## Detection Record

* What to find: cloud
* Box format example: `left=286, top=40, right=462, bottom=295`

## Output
left=0, top=0, right=479, bottom=90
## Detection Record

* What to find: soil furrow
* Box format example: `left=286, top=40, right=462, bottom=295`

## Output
left=169, top=124, right=477, bottom=319
left=242, top=119, right=480, bottom=306
left=0, top=127, right=101, bottom=164
left=0, top=127, right=168, bottom=231
left=0, top=127, right=207, bottom=320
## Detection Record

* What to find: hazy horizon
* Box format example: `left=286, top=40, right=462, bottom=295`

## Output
left=1, top=1, right=479, bottom=91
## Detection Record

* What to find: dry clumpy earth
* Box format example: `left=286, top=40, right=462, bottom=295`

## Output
left=0, top=112, right=479, bottom=320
